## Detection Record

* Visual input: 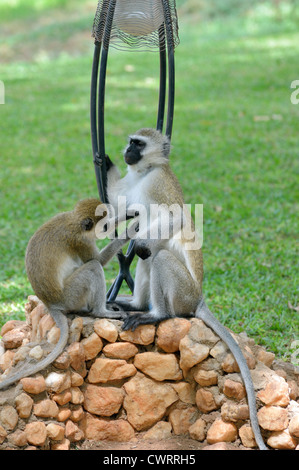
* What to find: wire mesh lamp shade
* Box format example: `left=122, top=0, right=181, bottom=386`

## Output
left=92, top=0, right=179, bottom=50
left=90, top=0, right=179, bottom=301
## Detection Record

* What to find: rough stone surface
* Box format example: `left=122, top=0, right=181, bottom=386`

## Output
left=206, top=419, right=238, bottom=444
left=87, top=358, right=136, bottom=384
left=134, top=352, right=183, bottom=381
left=0, top=296, right=298, bottom=451
left=123, top=372, right=178, bottom=431
left=83, top=384, right=124, bottom=416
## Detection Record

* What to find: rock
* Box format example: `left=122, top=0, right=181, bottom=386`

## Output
left=123, top=372, right=178, bottom=431
left=143, top=421, right=172, bottom=440
left=221, top=402, right=249, bottom=422
left=267, top=429, right=297, bottom=450
left=83, top=384, right=124, bottom=416
left=7, top=429, right=27, bottom=447
left=51, top=438, right=70, bottom=450
left=70, top=387, right=84, bottom=405
left=1, top=320, right=26, bottom=337
left=65, top=420, right=84, bottom=442
left=21, top=375, right=46, bottom=394
left=28, top=345, right=44, bottom=360
left=57, top=408, right=72, bottom=422
left=39, top=314, right=55, bottom=340
left=134, top=352, right=183, bottom=381
left=206, top=419, right=238, bottom=444
left=87, top=358, right=136, bottom=384
left=81, top=333, right=103, bottom=361
left=156, top=318, right=191, bottom=352
left=189, top=319, right=220, bottom=346
left=168, top=406, right=198, bottom=435
left=69, top=317, right=83, bottom=344
left=193, top=369, right=218, bottom=386
left=94, top=319, right=118, bottom=342
left=289, top=415, right=299, bottom=438
left=15, top=393, right=33, bottom=419
left=47, top=326, right=60, bottom=345
left=196, top=388, right=218, bottom=413
left=25, top=422, right=47, bottom=447
left=189, top=418, right=206, bottom=441
left=238, top=425, right=257, bottom=448
left=179, top=335, right=209, bottom=372
left=202, top=442, right=237, bottom=450
left=70, top=405, right=84, bottom=423
left=119, top=324, right=156, bottom=345
left=67, top=342, right=86, bottom=377
left=221, top=353, right=239, bottom=373
left=170, top=382, right=196, bottom=404
left=80, top=413, right=135, bottom=441
left=257, top=349, right=275, bottom=367
left=46, top=423, right=65, bottom=441
left=45, top=371, right=71, bottom=393
left=0, top=350, right=15, bottom=372
left=0, top=425, right=7, bottom=444
left=103, top=342, right=138, bottom=360
left=33, top=399, right=59, bottom=419
left=257, top=406, right=289, bottom=431
left=2, top=329, right=26, bottom=349
left=52, top=389, right=72, bottom=406
left=24, top=295, right=42, bottom=316
left=0, top=405, right=18, bottom=431
left=257, top=376, right=290, bottom=407
left=29, top=304, right=47, bottom=341
left=223, top=379, right=246, bottom=400
left=70, top=371, right=84, bottom=387
left=53, top=351, right=71, bottom=370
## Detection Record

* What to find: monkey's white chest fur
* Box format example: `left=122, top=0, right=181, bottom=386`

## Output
left=58, top=255, right=83, bottom=288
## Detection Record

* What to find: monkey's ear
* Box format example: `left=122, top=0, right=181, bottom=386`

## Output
left=81, top=217, right=94, bottom=231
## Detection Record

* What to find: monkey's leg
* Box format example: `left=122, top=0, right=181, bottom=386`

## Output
left=123, top=250, right=200, bottom=331
left=63, top=260, right=126, bottom=320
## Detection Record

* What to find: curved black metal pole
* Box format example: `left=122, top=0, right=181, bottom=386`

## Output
left=162, top=0, right=175, bottom=139
left=156, top=24, right=167, bottom=133
left=91, top=0, right=176, bottom=302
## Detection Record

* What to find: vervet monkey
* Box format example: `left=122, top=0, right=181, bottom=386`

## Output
left=105, top=128, right=267, bottom=450
left=0, top=198, right=131, bottom=390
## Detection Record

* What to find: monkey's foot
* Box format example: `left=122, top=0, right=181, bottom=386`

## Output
left=122, top=312, right=170, bottom=331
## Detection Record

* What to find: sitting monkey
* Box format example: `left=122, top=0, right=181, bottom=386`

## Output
left=0, top=198, right=131, bottom=390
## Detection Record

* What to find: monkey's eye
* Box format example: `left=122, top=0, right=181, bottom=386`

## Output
left=81, top=217, right=94, bottom=231
left=130, top=139, right=145, bottom=149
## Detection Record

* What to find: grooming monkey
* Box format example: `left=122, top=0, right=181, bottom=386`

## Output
left=0, top=198, right=131, bottom=390
left=105, top=128, right=267, bottom=450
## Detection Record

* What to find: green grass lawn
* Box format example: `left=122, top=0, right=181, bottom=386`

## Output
left=0, top=0, right=298, bottom=361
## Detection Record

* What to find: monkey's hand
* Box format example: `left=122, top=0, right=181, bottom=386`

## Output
left=105, top=154, right=114, bottom=171
left=134, top=242, right=151, bottom=260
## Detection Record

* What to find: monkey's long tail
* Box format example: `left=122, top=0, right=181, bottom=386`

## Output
left=195, top=298, right=267, bottom=451
left=0, top=307, right=69, bottom=390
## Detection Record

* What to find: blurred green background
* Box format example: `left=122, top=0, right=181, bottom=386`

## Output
left=0, top=0, right=298, bottom=360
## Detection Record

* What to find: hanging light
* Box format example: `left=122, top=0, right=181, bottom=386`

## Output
left=114, top=0, right=164, bottom=37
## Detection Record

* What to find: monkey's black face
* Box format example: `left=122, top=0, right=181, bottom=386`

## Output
left=81, top=217, right=94, bottom=231
left=124, top=138, right=146, bottom=165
